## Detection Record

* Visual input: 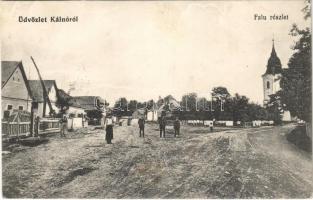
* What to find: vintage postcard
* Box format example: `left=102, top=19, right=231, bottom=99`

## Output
left=1, top=0, right=312, bottom=198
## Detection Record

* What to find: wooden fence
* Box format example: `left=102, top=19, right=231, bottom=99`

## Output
left=39, top=118, right=61, bottom=132
left=2, top=118, right=61, bottom=140
left=2, top=121, right=31, bottom=138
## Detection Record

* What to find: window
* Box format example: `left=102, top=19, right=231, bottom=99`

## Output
left=7, top=105, right=13, bottom=110
left=18, top=106, right=23, bottom=110
left=267, top=81, right=270, bottom=89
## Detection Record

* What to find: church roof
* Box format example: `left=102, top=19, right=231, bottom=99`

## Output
left=265, top=41, right=282, bottom=75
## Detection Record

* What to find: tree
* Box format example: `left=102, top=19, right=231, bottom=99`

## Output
left=55, top=89, right=73, bottom=114
left=86, top=110, right=103, bottom=120
left=113, top=97, right=128, bottom=111
left=302, top=0, right=311, bottom=20
left=197, top=97, right=209, bottom=111
left=146, top=99, right=155, bottom=110
left=280, top=11, right=311, bottom=122
left=268, top=94, right=283, bottom=125
left=212, top=86, right=231, bottom=100
left=156, top=96, right=164, bottom=108
left=181, top=93, right=197, bottom=111
left=128, top=100, right=139, bottom=111
left=230, top=93, right=249, bottom=123
left=210, top=87, right=231, bottom=120
left=247, top=103, right=269, bottom=121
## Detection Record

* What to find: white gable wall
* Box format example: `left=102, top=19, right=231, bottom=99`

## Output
left=1, top=66, right=32, bottom=116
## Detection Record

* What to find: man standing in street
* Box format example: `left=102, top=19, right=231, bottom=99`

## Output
left=60, top=115, right=67, bottom=137
left=34, top=116, right=40, bottom=137
left=105, top=115, right=114, bottom=144
left=138, top=117, right=145, bottom=137
left=159, top=116, right=166, bottom=138
left=174, top=117, right=180, bottom=137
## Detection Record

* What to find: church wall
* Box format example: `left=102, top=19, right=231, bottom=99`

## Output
left=262, top=74, right=274, bottom=104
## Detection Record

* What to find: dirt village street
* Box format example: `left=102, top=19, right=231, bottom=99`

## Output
left=2, top=123, right=313, bottom=198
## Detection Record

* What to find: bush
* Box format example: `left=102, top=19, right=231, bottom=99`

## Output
left=286, top=125, right=312, bottom=153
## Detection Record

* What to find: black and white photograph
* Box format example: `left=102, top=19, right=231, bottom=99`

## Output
left=1, top=0, right=312, bottom=198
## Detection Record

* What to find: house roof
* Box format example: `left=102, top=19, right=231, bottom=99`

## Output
left=1, top=61, right=33, bottom=98
left=2, top=61, right=22, bottom=88
left=28, top=80, right=58, bottom=102
left=158, top=95, right=181, bottom=112
left=71, top=96, right=105, bottom=111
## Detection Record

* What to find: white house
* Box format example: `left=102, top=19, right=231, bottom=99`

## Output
left=1, top=61, right=33, bottom=118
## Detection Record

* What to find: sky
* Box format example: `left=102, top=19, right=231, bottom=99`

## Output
left=0, top=1, right=310, bottom=105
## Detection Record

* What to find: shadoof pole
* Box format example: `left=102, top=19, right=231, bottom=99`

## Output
left=30, top=56, right=54, bottom=117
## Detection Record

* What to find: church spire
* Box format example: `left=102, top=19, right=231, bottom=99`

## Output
left=265, top=38, right=282, bottom=75
left=271, top=37, right=277, bottom=56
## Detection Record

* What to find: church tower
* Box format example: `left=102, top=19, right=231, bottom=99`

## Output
left=262, top=40, right=283, bottom=106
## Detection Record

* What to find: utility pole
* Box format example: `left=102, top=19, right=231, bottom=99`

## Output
left=185, top=95, right=189, bottom=111
left=221, top=99, right=224, bottom=111
left=120, top=98, right=124, bottom=111
left=126, top=101, right=130, bottom=111
left=211, top=95, right=214, bottom=111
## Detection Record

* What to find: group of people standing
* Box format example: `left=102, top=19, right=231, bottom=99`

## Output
left=59, top=113, right=182, bottom=144
left=58, top=110, right=182, bottom=145
left=136, top=116, right=181, bottom=138
left=159, top=117, right=181, bottom=138
left=103, top=115, right=181, bottom=144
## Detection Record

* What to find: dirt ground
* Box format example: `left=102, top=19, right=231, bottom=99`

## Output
left=2, top=123, right=313, bottom=198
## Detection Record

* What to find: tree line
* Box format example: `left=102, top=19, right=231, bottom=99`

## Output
left=112, top=86, right=280, bottom=123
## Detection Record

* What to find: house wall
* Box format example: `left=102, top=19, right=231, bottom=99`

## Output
left=44, top=102, right=59, bottom=116
left=48, top=85, right=60, bottom=114
left=67, top=106, right=86, bottom=116
left=35, top=85, right=61, bottom=117
left=2, top=66, right=32, bottom=117
left=67, top=118, right=84, bottom=129
left=147, top=110, right=158, bottom=121
left=34, top=102, right=57, bottom=118
left=282, top=110, right=291, bottom=122
left=1, top=97, right=32, bottom=117
left=48, top=86, right=57, bottom=103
